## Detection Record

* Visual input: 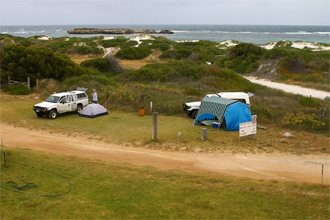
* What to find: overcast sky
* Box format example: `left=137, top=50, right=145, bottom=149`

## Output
left=1, top=0, right=329, bottom=26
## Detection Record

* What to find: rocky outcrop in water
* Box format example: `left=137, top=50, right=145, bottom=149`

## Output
left=67, top=28, right=174, bottom=35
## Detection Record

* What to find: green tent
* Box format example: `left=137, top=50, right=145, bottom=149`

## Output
left=194, top=96, right=238, bottom=126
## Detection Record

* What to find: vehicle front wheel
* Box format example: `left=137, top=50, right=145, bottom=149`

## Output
left=48, top=110, right=57, bottom=119
left=191, top=110, right=198, bottom=119
left=76, top=105, right=83, bottom=114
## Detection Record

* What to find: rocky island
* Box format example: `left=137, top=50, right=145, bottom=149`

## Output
left=67, top=28, right=174, bottom=35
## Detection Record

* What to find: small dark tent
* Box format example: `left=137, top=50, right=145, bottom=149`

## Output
left=224, top=102, right=252, bottom=131
left=79, top=103, right=108, bottom=118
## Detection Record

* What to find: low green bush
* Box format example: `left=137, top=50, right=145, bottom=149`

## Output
left=101, top=36, right=127, bottom=48
left=184, top=88, right=203, bottom=96
left=19, top=39, right=32, bottom=47
left=134, top=67, right=167, bottom=82
left=282, top=112, right=326, bottom=131
left=3, top=84, right=31, bottom=95
left=115, top=47, right=152, bottom=60
left=226, top=43, right=264, bottom=73
left=93, top=75, right=118, bottom=86
left=75, top=46, right=92, bottom=55
left=299, top=97, right=319, bottom=107
left=48, top=41, right=73, bottom=53
left=81, top=58, right=110, bottom=72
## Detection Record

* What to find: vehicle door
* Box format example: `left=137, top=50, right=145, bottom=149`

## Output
left=71, top=95, right=77, bottom=111
left=57, top=96, right=72, bottom=112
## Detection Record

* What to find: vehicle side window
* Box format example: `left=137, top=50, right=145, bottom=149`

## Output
left=60, top=97, right=67, bottom=103
left=72, top=95, right=77, bottom=102
left=68, top=95, right=72, bottom=102
left=77, top=93, right=87, bottom=99
left=234, top=99, right=246, bottom=104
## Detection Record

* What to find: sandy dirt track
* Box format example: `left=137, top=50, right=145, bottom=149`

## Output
left=244, top=76, right=330, bottom=99
left=1, top=123, right=329, bottom=185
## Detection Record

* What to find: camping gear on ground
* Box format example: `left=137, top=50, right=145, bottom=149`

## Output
left=79, top=103, right=108, bottom=118
left=212, top=122, right=220, bottom=128
left=224, top=102, right=252, bottom=131
left=139, top=108, right=144, bottom=116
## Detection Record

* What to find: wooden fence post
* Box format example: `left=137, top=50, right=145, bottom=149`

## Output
left=321, top=164, right=324, bottom=187
left=201, top=128, right=207, bottom=140
left=27, top=77, right=30, bottom=90
left=8, top=75, right=10, bottom=87
left=152, top=112, right=158, bottom=139
left=36, top=79, right=39, bottom=92
left=178, top=132, right=181, bottom=141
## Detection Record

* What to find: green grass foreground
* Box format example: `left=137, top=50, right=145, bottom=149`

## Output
left=1, top=147, right=329, bottom=219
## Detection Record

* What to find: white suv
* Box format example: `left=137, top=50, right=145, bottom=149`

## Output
left=183, top=92, right=252, bottom=119
left=33, top=87, right=89, bottom=119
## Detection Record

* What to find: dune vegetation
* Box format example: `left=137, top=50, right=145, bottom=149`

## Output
left=0, top=33, right=329, bottom=135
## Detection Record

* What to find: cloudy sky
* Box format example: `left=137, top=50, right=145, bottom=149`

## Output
left=1, top=0, right=329, bottom=26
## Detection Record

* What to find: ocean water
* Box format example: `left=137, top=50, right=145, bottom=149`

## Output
left=1, top=24, right=329, bottom=45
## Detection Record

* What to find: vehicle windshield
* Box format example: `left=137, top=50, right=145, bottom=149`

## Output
left=45, top=95, right=60, bottom=103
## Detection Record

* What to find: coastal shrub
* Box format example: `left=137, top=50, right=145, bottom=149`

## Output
left=64, top=76, right=88, bottom=86
left=0, top=44, right=94, bottom=85
left=19, top=39, right=32, bottom=47
left=104, top=55, right=124, bottom=73
left=148, top=40, right=171, bottom=51
left=263, top=48, right=289, bottom=59
left=275, top=41, right=292, bottom=48
left=159, top=40, right=222, bottom=61
left=250, top=105, right=273, bottom=123
left=3, top=83, right=31, bottom=95
left=93, top=75, right=118, bottom=86
left=75, top=46, right=91, bottom=55
left=134, top=67, right=167, bottom=82
left=80, top=56, right=123, bottom=74
left=159, top=49, right=193, bottom=60
left=228, top=43, right=265, bottom=59
left=226, top=43, right=264, bottom=73
left=229, top=54, right=261, bottom=73
left=101, top=37, right=127, bottom=48
left=299, top=97, right=319, bottom=107
left=159, top=50, right=176, bottom=59
left=214, top=57, right=229, bottom=67
left=121, top=40, right=139, bottom=49
left=115, top=47, right=152, bottom=60
left=196, top=48, right=216, bottom=62
left=282, top=112, right=326, bottom=131
left=69, top=37, right=99, bottom=47
left=175, top=42, right=199, bottom=50
left=81, top=58, right=110, bottom=72
left=278, top=57, right=305, bottom=74
left=184, top=88, right=203, bottom=96
left=48, top=41, right=73, bottom=53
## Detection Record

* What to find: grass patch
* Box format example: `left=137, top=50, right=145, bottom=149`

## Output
left=1, top=147, right=329, bottom=219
